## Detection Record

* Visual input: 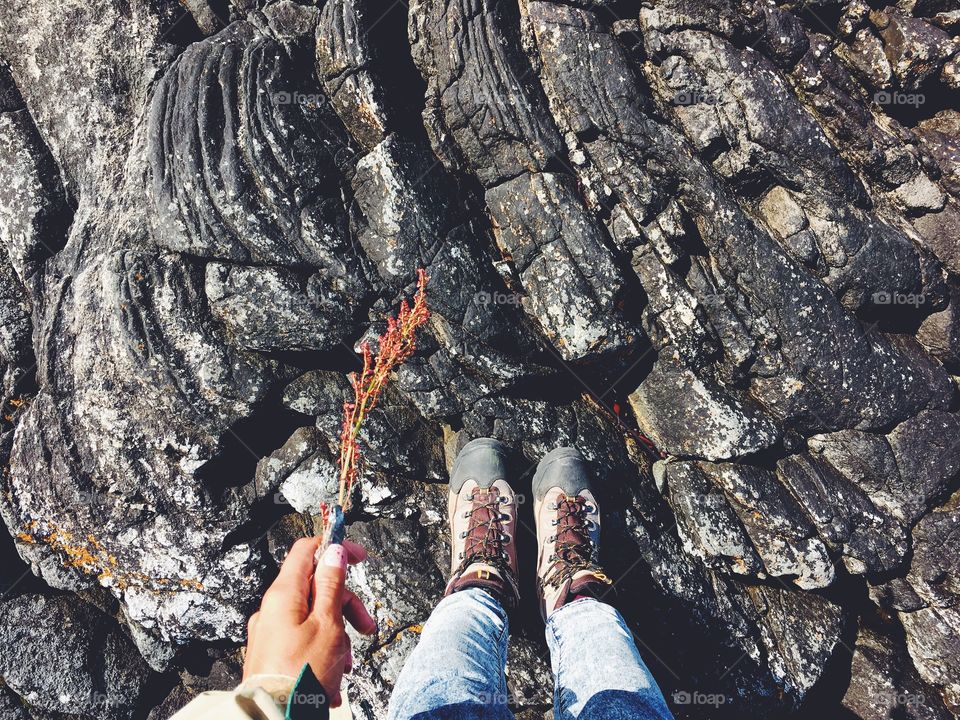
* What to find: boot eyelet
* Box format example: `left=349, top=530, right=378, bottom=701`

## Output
left=551, top=519, right=558, bottom=526
left=548, top=535, right=555, bottom=542
left=547, top=502, right=557, bottom=510
left=458, top=552, right=464, bottom=559
left=500, top=513, right=510, bottom=521
left=463, top=511, right=472, bottom=518
left=460, top=531, right=468, bottom=538
left=467, top=494, right=475, bottom=501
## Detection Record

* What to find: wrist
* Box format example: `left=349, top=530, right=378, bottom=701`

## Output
left=237, top=673, right=298, bottom=708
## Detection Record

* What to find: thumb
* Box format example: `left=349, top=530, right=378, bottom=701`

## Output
left=313, top=543, right=348, bottom=618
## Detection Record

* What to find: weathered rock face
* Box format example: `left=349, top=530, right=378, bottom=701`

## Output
left=0, top=0, right=958, bottom=717
left=0, top=593, right=153, bottom=719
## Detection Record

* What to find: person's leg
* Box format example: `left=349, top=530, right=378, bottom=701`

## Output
left=387, top=587, right=514, bottom=720
left=389, top=438, right=521, bottom=720
left=546, top=597, right=673, bottom=720
left=532, top=447, right=673, bottom=720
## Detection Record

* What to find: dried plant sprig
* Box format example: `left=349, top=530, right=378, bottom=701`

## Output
left=317, top=269, right=430, bottom=546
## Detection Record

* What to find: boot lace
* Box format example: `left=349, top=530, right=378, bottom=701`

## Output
left=541, top=495, right=609, bottom=590
left=453, top=489, right=518, bottom=594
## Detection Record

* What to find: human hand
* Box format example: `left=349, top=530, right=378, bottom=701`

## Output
left=243, top=537, right=377, bottom=707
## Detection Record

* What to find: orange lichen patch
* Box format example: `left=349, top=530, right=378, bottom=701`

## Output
left=15, top=532, right=35, bottom=544
left=26, top=521, right=203, bottom=592
left=356, top=102, right=384, bottom=131
left=8, top=398, right=23, bottom=408
left=407, top=624, right=423, bottom=634
left=47, top=528, right=106, bottom=573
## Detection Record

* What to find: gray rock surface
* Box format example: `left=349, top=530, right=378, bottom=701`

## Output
left=0, top=0, right=959, bottom=717
left=843, top=625, right=952, bottom=720
left=0, top=594, right=152, bottom=719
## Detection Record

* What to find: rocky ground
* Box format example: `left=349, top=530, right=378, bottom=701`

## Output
left=0, top=0, right=958, bottom=717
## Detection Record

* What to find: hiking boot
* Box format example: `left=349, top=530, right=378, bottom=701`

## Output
left=533, top=447, right=612, bottom=618
left=445, top=438, right=520, bottom=607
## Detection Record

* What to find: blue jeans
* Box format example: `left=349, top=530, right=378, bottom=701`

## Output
left=387, top=588, right=674, bottom=720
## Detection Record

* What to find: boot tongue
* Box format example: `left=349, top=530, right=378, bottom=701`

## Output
left=555, top=498, right=590, bottom=563
left=462, top=488, right=501, bottom=560
left=447, top=488, right=519, bottom=607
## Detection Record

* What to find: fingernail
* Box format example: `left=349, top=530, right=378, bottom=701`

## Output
left=322, top=543, right=347, bottom=569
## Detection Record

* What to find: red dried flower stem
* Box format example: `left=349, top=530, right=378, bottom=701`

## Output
left=334, top=269, right=430, bottom=512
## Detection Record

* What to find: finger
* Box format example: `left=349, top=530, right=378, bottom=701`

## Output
left=330, top=690, right=342, bottom=708
left=262, top=537, right=321, bottom=619
left=342, top=590, right=377, bottom=635
left=313, top=543, right=348, bottom=619
left=305, top=542, right=363, bottom=612
left=342, top=539, right=368, bottom=564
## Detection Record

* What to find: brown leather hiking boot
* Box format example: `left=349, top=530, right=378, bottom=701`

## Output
left=533, top=447, right=612, bottom=618
left=444, top=438, right=520, bottom=607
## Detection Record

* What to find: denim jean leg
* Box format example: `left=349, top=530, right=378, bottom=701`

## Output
left=545, top=598, right=674, bottom=720
left=387, top=587, right=515, bottom=720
